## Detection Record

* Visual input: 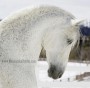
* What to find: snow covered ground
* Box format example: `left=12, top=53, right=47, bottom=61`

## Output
left=36, top=61, right=90, bottom=88
left=0, top=62, right=89, bottom=88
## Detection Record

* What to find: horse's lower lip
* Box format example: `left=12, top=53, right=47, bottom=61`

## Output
left=50, top=76, right=59, bottom=79
left=48, top=73, right=59, bottom=79
left=48, top=71, right=63, bottom=79
left=52, top=77, right=58, bottom=79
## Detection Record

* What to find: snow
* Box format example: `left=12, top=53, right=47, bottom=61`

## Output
left=36, top=61, right=90, bottom=88
left=0, top=61, right=90, bottom=88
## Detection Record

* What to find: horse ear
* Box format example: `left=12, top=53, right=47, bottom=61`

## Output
left=71, top=19, right=85, bottom=26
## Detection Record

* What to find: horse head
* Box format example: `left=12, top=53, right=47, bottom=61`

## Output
left=47, top=19, right=83, bottom=79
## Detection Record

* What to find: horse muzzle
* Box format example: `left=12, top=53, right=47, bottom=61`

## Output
left=48, top=65, right=63, bottom=79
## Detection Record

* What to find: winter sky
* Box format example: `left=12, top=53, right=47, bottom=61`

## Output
left=0, top=0, right=90, bottom=20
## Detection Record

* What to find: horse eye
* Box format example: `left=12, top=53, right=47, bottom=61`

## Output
left=67, top=39, right=73, bottom=44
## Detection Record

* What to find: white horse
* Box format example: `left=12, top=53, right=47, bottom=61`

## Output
left=0, top=6, right=80, bottom=88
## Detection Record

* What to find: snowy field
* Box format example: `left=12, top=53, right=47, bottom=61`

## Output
left=36, top=61, right=90, bottom=88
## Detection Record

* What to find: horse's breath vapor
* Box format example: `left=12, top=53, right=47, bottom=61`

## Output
left=0, top=6, right=80, bottom=88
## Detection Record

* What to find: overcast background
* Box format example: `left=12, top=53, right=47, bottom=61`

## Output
left=0, top=0, right=90, bottom=20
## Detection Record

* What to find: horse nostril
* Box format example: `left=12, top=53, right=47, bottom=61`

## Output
left=48, top=65, right=56, bottom=73
left=59, top=74, right=62, bottom=78
left=50, top=68, right=55, bottom=74
left=48, top=65, right=56, bottom=78
left=58, top=72, right=63, bottom=78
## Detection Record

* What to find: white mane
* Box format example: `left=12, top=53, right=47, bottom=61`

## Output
left=0, top=6, right=75, bottom=28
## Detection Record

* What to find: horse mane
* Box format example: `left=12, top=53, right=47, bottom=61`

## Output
left=0, top=6, right=75, bottom=28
